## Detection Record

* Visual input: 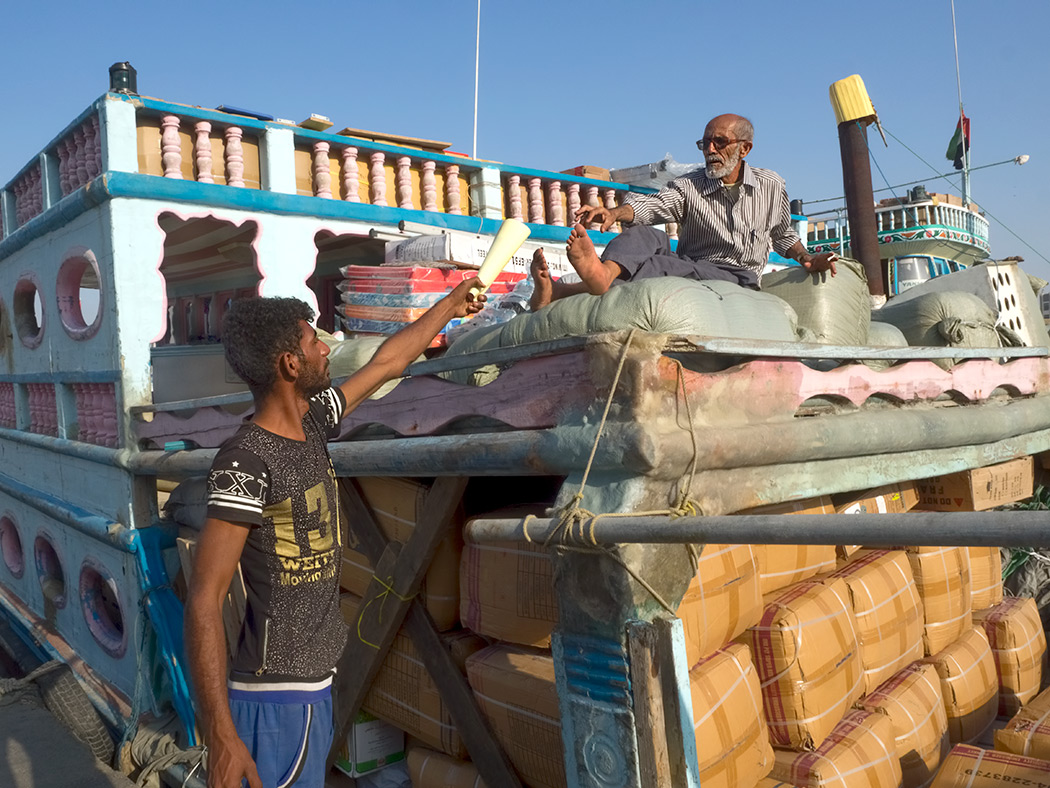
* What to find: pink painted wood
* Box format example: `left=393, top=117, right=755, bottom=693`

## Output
left=444, top=164, right=461, bottom=214
left=313, top=141, right=332, bottom=198
left=421, top=161, right=437, bottom=211
left=83, top=121, right=100, bottom=180
left=547, top=180, right=564, bottom=226
left=396, top=156, right=413, bottom=208
left=73, top=127, right=89, bottom=186
left=585, top=185, right=601, bottom=230
left=603, top=188, right=620, bottom=232
left=64, top=138, right=78, bottom=192
left=506, top=174, right=522, bottom=220
left=567, top=183, right=581, bottom=226
left=161, top=115, right=182, bottom=179
left=0, top=383, right=15, bottom=429
left=74, top=384, right=96, bottom=444
left=27, top=384, right=58, bottom=437
left=98, top=384, right=119, bottom=447
left=91, top=115, right=102, bottom=176
left=194, top=122, right=214, bottom=183
left=528, top=178, right=544, bottom=223
left=370, top=152, right=387, bottom=206
left=224, top=127, right=245, bottom=187
left=341, top=147, right=361, bottom=202
left=58, top=141, right=71, bottom=197
left=666, top=222, right=679, bottom=242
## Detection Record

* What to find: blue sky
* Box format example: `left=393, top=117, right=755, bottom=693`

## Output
left=2, top=0, right=1048, bottom=278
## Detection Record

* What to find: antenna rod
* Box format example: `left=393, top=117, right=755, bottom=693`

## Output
left=951, top=0, right=970, bottom=205
left=472, top=0, right=481, bottom=160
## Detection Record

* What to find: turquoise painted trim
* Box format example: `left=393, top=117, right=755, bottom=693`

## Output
left=769, top=252, right=803, bottom=266
left=0, top=176, right=109, bottom=260
left=3, top=96, right=105, bottom=191
left=0, top=467, right=137, bottom=551
left=0, top=370, right=121, bottom=384
left=0, top=427, right=128, bottom=469
left=812, top=223, right=990, bottom=247
left=127, top=526, right=197, bottom=745
left=133, top=95, right=655, bottom=194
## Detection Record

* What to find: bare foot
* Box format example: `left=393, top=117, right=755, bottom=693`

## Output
left=530, top=248, right=552, bottom=311
left=566, top=224, right=617, bottom=295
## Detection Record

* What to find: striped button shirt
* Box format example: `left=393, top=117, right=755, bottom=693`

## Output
left=623, top=162, right=800, bottom=284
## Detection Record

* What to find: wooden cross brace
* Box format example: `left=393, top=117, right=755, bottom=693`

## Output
left=326, top=476, right=523, bottom=787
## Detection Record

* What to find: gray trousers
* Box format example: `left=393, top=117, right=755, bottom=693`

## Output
left=600, top=225, right=759, bottom=290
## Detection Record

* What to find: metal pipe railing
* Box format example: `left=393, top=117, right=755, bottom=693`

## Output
left=465, top=510, right=1050, bottom=548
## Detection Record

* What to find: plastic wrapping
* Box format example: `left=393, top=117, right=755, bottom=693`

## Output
left=903, top=547, right=973, bottom=656
left=968, top=546, right=1004, bottom=611
left=923, top=627, right=998, bottom=745
left=762, top=258, right=870, bottom=346
left=739, top=497, right=837, bottom=596
left=995, top=685, right=1050, bottom=759
left=973, top=596, right=1047, bottom=717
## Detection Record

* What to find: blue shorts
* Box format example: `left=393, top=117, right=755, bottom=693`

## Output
left=228, top=675, right=334, bottom=788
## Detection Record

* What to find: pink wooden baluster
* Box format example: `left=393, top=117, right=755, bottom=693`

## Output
left=100, top=384, right=118, bottom=447
left=604, top=189, right=620, bottom=232
left=161, top=115, right=182, bottom=179
left=91, top=115, right=102, bottom=175
left=444, top=164, right=461, bottom=214
left=45, top=385, right=58, bottom=437
left=72, top=385, right=90, bottom=444
left=396, top=156, right=413, bottom=208
left=89, top=384, right=103, bottom=444
left=547, top=180, right=564, bottom=226
left=313, top=141, right=332, bottom=198
left=666, top=222, right=679, bottom=241
left=83, top=121, right=99, bottom=180
left=29, top=170, right=41, bottom=219
left=194, top=121, right=213, bottom=183
left=421, top=161, right=437, bottom=211
left=13, top=181, right=24, bottom=226
left=341, top=147, right=360, bottom=202
left=58, top=140, right=71, bottom=196
left=528, top=178, right=544, bottom=223
left=507, top=175, right=522, bottom=219
left=73, top=127, right=89, bottom=187
left=567, top=183, right=581, bottom=226
left=225, top=127, right=245, bottom=187
left=64, top=138, right=78, bottom=193
left=585, top=186, right=601, bottom=230
left=370, top=152, right=387, bottom=206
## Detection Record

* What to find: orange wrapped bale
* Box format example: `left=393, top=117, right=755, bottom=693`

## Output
left=406, top=745, right=486, bottom=788
left=827, top=549, right=924, bottom=694
left=856, top=663, right=949, bottom=788
left=973, top=596, right=1047, bottom=717
left=690, top=643, right=774, bottom=788
left=740, top=497, right=837, bottom=596
left=967, top=546, right=1003, bottom=611
left=770, top=710, right=903, bottom=788
left=903, top=546, right=973, bottom=655
left=931, top=744, right=1050, bottom=787
left=923, top=627, right=998, bottom=745
left=742, top=578, right=863, bottom=750
left=995, top=685, right=1050, bottom=759
left=679, top=543, right=763, bottom=666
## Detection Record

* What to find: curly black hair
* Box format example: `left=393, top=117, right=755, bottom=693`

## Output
left=222, top=296, right=315, bottom=394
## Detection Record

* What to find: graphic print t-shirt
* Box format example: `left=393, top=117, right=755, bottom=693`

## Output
left=206, top=387, right=348, bottom=680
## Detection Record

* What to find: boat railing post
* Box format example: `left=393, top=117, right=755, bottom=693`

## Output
left=0, top=189, right=13, bottom=240
left=468, top=166, right=504, bottom=219
left=100, top=97, right=138, bottom=174
left=260, top=125, right=297, bottom=194
left=39, top=152, right=61, bottom=211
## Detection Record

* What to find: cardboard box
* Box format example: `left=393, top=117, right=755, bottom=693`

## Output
left=995, top=685, right=1050, bottom=759
left=334, top=710, right=406, bottom=778
left=915, top=457, right=1034, bottom=512
left=465, top=645, right=564, bottom=788
left=904, top=546, right=973, bottom=655
left=339, top=594, right=487, bottom=757
left=459, top=540, right=557, bottom=647
left=560, top=165, right=612, bottom=181
left=679, top=543, right=763, bottom=666
left=833, top=482, right=920, bottom=559
left=826, top=549, right=924, bottom=694
left=923, top=627, right=998, bottom=745
left=770, top=710, right=903, bottom=788
left=974, top=596, right=1047, bottom=717
left=743, top=496, right=837, bottom=596
left=969, top=546, right=1004, bottom=611
left=741, top=578, right=863, bottom=750
left=690, top=643, right=774, bottom=788
left=857, top=663, right=950, bottom=788
left=341, top=477, right=462, bottom=631
left=406, top=745, right=485, bottom=788
left=931, top=744, right=1050, bottom=787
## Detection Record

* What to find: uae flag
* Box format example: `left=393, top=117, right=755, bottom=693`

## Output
left=946, top=114, right=970, bottom=170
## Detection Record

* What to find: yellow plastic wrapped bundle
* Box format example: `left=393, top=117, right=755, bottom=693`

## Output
left=903, top=546, right=973, bottom=655
left=973, top=596, right=1047, bottom=717
left=923, top=627, right=998, bottom=745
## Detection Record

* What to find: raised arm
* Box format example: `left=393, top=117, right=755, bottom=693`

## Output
left=336, top=276, right=485, bottom=416
left=184, top=519, right=262, bottom=788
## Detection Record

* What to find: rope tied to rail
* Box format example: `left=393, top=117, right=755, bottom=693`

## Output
left=520, top=330, right=707, bottom=615
left=356, top=574, right=416, bottom=650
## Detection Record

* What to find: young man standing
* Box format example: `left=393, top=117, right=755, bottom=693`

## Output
left=184, top=279, right=484, bottom=788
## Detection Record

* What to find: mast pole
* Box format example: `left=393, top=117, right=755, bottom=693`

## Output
left=472, top=0, right=481, bottom=160
left=951, top=0, right=970, bottom=206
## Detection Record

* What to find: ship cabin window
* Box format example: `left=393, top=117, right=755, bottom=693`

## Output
left=0, top=514, right=24, bottom=579
left=312, top=230, right=386, bottom=335
left=13, top=276, right=45, bottom=349
left=931, top=258, right=952, bottom=277
left=57, top=250, right=103, bottom=339
left=79, top=559, right=126, bottom=658
left=892, top=255, right=934, bottom=295
left=34, top=534, right=66, bottom=608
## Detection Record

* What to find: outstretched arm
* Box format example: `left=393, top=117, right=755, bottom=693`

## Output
left=786, top=240, right=838, bottom=276
left=184, top=519, right=262, bottom=788
left=336, top=277, right=485, bottom=416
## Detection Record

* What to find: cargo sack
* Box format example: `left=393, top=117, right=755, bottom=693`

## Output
left=995, top=684, right=1050, bottom=759
left=326, top=334, right=424, bottom=399
left=903, top=546, right=973, bottom=656
left=968, top=546, right=1003, bottom=611
left=762, top=258, right=870, bottom=346
left=973, top=596, right=1047, bottom=717
left=443, top=278, right=808, bottom=385
left=862, top=321, right=910, bottom=371
left=923, top=627, right=998, bottom=745
left=931, top=744, right=1050, bottom=788
left=871, top=290, right=1021, bottom=370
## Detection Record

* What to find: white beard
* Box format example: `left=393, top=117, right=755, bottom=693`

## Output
left=705, top=147, right=742, bottom=180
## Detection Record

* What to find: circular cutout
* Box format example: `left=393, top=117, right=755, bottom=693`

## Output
left=0, top=514, right=24, bottom=579
left=14, top=276, right=44, bottom=348
left=79, top=559, right=126, bottom=657
left=56, top=250, right=103, bottom=340
left=34, top=534, right=66, bottom=608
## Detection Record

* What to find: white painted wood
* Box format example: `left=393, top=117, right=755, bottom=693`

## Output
left=260, top=126, right=297, bottom=194
left=100, top=97, right=138, bottom=174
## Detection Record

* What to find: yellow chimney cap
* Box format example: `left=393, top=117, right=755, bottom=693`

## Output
left=829, top=75, right=876, bottom=125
